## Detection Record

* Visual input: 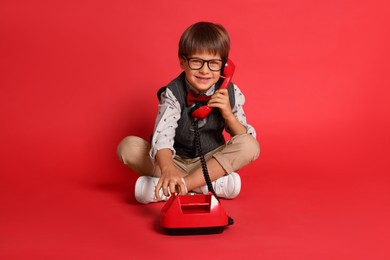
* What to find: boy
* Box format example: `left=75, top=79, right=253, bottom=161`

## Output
left=117, top=21, right=260, bottom=204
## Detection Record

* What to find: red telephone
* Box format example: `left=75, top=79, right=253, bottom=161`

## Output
left=160, top=192, right=229, bottom=234
left=190, top=59, right=235, bottom=119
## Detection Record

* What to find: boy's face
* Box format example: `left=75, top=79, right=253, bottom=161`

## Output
left=180, top=52, right=222, bottom=93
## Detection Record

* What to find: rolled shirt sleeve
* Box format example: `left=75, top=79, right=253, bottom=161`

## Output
left=149, top=88, right=180, bottom=159
left=228, top=84, right=257, bottom=138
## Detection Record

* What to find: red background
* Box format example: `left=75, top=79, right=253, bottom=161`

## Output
left=1, top=0, right=389, bottom=259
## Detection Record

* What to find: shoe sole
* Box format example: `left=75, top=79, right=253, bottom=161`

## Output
left=227, top=172, right=241, bottom=199
left=134, top=177, right=152, bottom=204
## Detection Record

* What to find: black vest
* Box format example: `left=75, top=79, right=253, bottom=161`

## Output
left=158, top=72, right=235, bottom=158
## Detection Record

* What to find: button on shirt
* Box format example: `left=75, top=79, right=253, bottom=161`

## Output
left=149, top=83, right=256, bottom=159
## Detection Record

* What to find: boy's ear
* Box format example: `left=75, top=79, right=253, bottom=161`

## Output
left=179, top=57, right=186, bottom=69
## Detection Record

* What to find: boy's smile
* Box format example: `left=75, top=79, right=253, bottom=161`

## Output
left=180, top=52, right=222, bottom=93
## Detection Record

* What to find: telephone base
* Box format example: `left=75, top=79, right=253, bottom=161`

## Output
left=162, top=226, right=225, bottom=236
left=160, top=193, right=229, bottom=234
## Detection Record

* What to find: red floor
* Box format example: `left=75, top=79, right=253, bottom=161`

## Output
left=1, top=121, right=389, bottom=259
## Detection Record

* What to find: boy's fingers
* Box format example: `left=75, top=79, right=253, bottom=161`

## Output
left=162, top=182, right=170, bottom=197
left=178, top=178, right=188, bottom=195
left=155, top=182, right=162, bottom=201
left=169, top=181, right=176, bottom=196
left=216, top=88, right=227, bottom=94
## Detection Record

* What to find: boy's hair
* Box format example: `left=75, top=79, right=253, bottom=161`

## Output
left=178, top=22, right=230, bottom=61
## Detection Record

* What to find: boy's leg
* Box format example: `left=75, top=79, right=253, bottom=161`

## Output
left=116, top=136, right=160, bottom=177
left=119, top=134, right=259, bottom=203
left=212, top=133, right=260, bottom=174
left=183, top=133, right=260, bottom=191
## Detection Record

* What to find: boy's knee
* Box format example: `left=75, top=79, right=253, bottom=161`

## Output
left=116, top=136, right=144, bottom=163
left=117, top=136, right=130, bottom=160
left=233, top=133, right=260, bottom=162
left=244, top=134, right=260, bottom=161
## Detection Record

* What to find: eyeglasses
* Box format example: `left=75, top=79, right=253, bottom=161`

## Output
left=186, top=57, right=224, bottom=72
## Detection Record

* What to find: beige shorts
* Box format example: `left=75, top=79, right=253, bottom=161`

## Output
left=117, top=133, right=260, bottom=177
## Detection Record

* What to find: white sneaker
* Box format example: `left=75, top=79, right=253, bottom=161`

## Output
left=134, top=176, right=169, bottom=204
left=198, top=172, right=241, bottom=199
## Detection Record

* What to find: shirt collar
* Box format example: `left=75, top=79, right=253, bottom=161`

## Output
left=185, top=79, right=215, bottom=96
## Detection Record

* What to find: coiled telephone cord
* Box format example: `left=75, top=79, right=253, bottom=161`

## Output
left=192, top=119, right=234, bottom=226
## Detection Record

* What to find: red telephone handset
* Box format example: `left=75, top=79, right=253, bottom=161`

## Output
left=191, top=59, right=235, bottom=119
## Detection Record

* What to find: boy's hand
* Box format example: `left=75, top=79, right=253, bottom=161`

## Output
left=155, top=165, right=187, bottom=201
left=209, top=88, right=247, bottom=136
left=208, top=89, right=234, bottom=120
